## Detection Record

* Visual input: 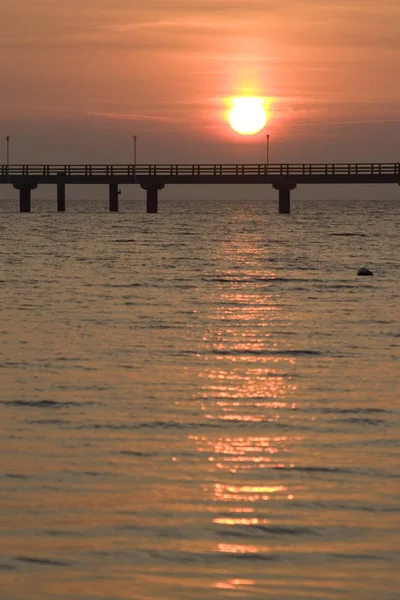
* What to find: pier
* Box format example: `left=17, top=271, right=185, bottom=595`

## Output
left=1, top=163, right=399, bottom=214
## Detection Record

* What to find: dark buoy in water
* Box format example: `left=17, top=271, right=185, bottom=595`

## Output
left=357, top=267, right=373, bottom=276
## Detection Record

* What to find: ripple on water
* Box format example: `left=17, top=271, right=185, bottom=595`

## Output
left=15, top=556, right=72, bottom=567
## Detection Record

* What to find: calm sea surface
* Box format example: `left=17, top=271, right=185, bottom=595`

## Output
left=0, top=196, right=399, bottom=600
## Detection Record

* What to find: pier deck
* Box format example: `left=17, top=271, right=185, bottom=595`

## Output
left=1, top=163, right=399, bottom=213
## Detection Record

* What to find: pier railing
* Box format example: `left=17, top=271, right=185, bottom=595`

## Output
left=1, top=163, right=400, bottom=177
left=2, top=162, right=399, bottom=215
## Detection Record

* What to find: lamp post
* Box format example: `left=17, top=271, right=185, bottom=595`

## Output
left=266, top=134, right=270, bottom=177
left=132, top=135, right=137, bottom=183
left=6, top=136, right=10, bottom=180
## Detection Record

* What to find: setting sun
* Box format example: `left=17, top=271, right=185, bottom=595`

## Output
left=228, top=97, right=268, bottom=136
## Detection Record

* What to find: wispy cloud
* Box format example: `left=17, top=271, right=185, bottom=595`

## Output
left=299, top=119, right=400, bottom=127
left=89, top=112, right=173, bottom=122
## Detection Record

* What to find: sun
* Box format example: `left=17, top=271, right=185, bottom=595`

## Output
left=228, top=97, right=267, bottom=136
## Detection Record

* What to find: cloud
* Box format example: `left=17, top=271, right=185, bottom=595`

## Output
left=89, top=111, right=173, bottom=122
left=298, top=119, right=400, bottom=127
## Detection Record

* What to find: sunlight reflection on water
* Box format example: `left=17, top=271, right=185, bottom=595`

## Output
left=191, top=235, right=302, bottom=591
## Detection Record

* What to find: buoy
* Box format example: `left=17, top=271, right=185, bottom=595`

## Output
left=357, top=267, right=373, bottom=276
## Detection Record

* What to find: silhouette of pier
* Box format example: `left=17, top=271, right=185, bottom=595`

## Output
left=1, top=163, right=399, bottom=214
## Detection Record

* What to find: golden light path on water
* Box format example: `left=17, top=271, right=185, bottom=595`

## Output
left=190, top=233, right=299, bottom=593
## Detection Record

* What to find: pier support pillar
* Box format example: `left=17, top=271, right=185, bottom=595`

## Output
left=141, top=184, right=165, bottom=214
left=109, top=183, right=119, bottom=212
left=273, top=183, right=297, bottom=214
left=13, top=184, right=38, bottom=213
left=57, top=183, right=66, bottom=212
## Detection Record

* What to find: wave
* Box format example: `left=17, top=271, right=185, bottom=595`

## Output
left=201, top=276, right=311, bottom=283
left=78, top=421, right=223, bottom=431
left=320, top=407, right=391, bottom=415
left=330, top=232, right=368, bottom=237
left=210, top=349, right=323, bottom=357
left=2, top=399, right=81, bottom=409
left=16, top=556, right=71, bottom=567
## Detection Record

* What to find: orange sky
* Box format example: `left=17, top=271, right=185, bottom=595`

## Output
left=1, top=0, right=400, bottom=164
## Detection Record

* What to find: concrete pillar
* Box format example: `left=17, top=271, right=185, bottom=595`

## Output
left=141, top=184, right=165, bottom=214
left=109, top=183, right=119, bottom=212
left=57, top=183, right=66, bottom=212
left=13, top=184, right=38, bottom=213
left=273, top=183, right=297, bottom=214
left=20, top=187, right=31, bottom=213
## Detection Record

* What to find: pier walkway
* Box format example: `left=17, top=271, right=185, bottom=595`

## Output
left=1, top=163, right=399, bottom=213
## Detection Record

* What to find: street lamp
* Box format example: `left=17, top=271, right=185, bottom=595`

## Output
left=6, top=136, right=10, bottom=180
left=265, top=134, right=270, bottom=177
left=132, top=135, right=137, bottom=182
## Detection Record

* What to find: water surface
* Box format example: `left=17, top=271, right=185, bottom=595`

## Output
left=0, top=197, right=399, bottom=599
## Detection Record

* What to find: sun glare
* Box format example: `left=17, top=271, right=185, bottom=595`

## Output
left=228, top=97, right=268, bottom=136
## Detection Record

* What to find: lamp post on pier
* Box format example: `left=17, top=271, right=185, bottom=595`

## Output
left=132, top=135, right=137, bottom=183
left=6, top=136, right=10, bottom=180
left=265, top=134, right=270, bottom=177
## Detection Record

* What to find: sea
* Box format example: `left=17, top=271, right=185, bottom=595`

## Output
left=0, top=195, right=399, bottom=600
